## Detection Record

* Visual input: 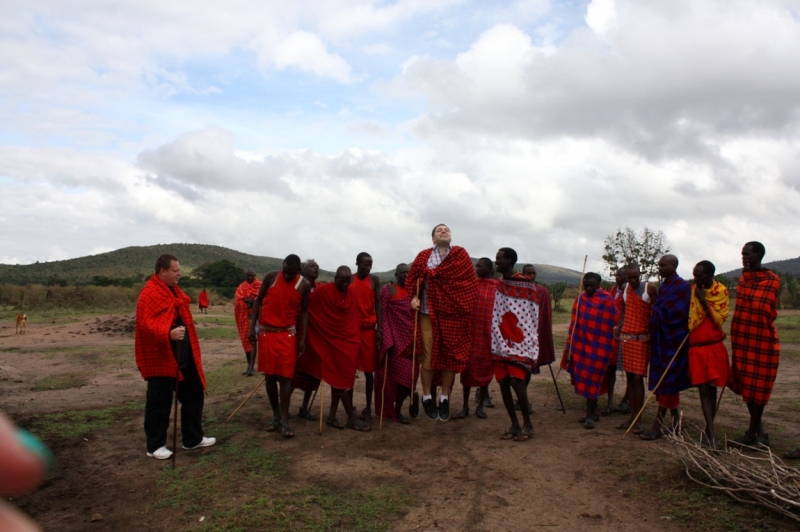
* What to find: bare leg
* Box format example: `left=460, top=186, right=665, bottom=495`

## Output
left=340, top=390, right=358, bottom=425
left=457, top=386, right=471, bottom=419
left=441, top=370, right=456, bottom=397
left=698, top=384, right=717, bottom=444
left=395, top=384, right=410, bottom=423
left=511, top=377, right=533, bottom=434
left=605, top=365, right=617, bottom=412
left=499, top=377, right=521, bottom=435
left=620, top=372, right=644, bottom=433
left=362, top=372, right=374, bottom=423
left=475, top=386, right=488, bottom=418
left=265, top=375, right=281, bottom=421
left=747, top=402, right=766, bottom=439
left=278, top=377, right=292, bottom=427
left=328, top=388, right=341, bottom=421
left=421, top=367, right=434, bottom=397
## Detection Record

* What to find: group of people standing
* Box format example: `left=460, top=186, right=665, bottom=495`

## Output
left=135, top=228, right=788, bottom=459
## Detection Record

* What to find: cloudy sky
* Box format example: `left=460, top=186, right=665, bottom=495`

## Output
left=2, top=0, right=799, bottom=275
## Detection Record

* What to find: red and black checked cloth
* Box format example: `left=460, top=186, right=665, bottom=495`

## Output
left=461, top=277, right=497, bottom=387
left=561, top=289, right=616, bottom=399
left=291, top=367, right=320, bottom=393
left=135, top=274, right=206, bottom=388
left=729, top=269, right=781, bottom=406
left=375, top=284, right=420, bottom=421
left=406, top=246, right=478, bottom=372
left=234, top=278, right=262, bottom=353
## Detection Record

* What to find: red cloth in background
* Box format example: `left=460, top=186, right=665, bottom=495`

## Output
left=234, top=279, right=262, bottom=352
left=198, top=290, right=210, bottom=309
left=461, top=277, right=497, bottom=387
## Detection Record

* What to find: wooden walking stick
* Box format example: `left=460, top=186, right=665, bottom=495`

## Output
left=226, top=375, right=266, bottom=423
left=623, top=331, right=691, bottom=439
left=171, top=333, right=187, bottom=470
left=544, top=255, right=588, bottom=410
left=379, top=349, right=389, bottom=430
left=409, top=279, right=421, bottom=409
left=714, top=386, right=726, bottom=416
left=318, top=384, right=324, bottom=435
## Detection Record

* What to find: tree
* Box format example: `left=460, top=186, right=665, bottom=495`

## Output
left=602, top=226, right=671, bottom=280
left=191, top=260, right=246, bottom=297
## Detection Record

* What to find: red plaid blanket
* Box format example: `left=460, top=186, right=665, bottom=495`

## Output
left=135, top=274, right=206, bottom=388
left=462, top=278, right=497, bottom=387
left=406, top=246, right=478, bottom=372
left=729, top=269, right=781, bottom=406
left=562, top=289, right=616, bottom=399
left=234, top=278, right=262, bottom=353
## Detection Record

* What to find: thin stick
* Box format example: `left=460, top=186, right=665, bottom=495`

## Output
left=172, top=361, right=180, bottom=470
left=543, top=255, right=587, bottom=409
left=307, top=388, right=318, bottom=412
left=409, top=279, right=421, bottom=408
left=548, top=363, right=566, bottom=414
left=623, top=331, right=691, bottom=438
left=318, top=384, right=324, bottom=435
left=226, top=375, right=266, bottom=423
left=379, top=348, right=389, bottom=430
left=543, top=366, right=561, bottom=407
left=714, top=386, right=726, bottom=416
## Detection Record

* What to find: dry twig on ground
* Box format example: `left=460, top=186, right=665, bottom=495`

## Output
left=662, top=431, right=800, bottom=522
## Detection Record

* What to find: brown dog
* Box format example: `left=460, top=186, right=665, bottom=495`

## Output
left=15, top=313, right=27, bottom=335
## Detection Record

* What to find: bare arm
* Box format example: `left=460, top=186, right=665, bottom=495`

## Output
left=297, top=279, right=310, bottom=356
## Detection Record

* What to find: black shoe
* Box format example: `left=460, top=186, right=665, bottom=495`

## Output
left=410, top=392, right=420, bottom=418
left=423, top=398, right=439, bottom=420
left=439, top=399, right=450, bottom=421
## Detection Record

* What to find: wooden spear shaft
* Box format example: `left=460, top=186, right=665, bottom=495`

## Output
left=623, top=331, right=691, bottom=439
left=226, top=375, right=266, bottom=423
left=409, top=279, right=421, bottom=418
left=318, top=384, right=324, bottom=435
left=379, top=349, right=389, bottom=430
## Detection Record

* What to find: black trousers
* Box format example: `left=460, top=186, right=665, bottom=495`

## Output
left=144, top=361, right=205, bottom=453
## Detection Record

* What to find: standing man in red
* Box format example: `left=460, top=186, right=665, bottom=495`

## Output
left=729, top=241, right=781, bottom=448
left=198, top=288, right=210, bottom=314
left=456, top=258, right=496, bottom=420
left=616, top=263, right=657, bottom=435
left=520, top=262, right=554, bottom=413
left=351, top=252, right=382, bottom=424
left=136, top=254, right=215, bottom=460
left=306, top=266, right=371, bottom=431
left=248, top=255, right=311, bottom=438
left=688, top=260, right=730, bottom=449
left=407, top=224, right=478, bottom=421
left=234, top=269, right=261, bottom=376
left=291, top=260, right=323, bottom=421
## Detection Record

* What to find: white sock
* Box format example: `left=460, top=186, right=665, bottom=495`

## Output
left=440, top=394, right=448, bottom=403
left=423, top=394, right=432, bottom=402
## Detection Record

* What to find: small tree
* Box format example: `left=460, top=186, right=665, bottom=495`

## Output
left=602, top=226, right=670, bottom=280
left=549, top=281, right=568, bottom=310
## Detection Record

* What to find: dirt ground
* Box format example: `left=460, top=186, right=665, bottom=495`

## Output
left=1, top=307, right=799, bottom=531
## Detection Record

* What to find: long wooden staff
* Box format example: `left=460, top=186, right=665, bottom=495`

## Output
left=623, top=331, right=691, bottom=438
left=226, top=375, right=266, bottom=423
left=171, top=333, right=187, bottom=470
left=544, top=255, right=587, bottom=409
left=409, top=279, right=421, bottom=415
left=714, top=386, right=726, bottom=416
left=318, top=384, right=324, bottom=435
left=379, top=348, right=389, bottom=430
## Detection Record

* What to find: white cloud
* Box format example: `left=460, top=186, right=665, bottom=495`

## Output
left=585, top=0, right=617, bottom=38
left=256, top=31, right=354, bottom=82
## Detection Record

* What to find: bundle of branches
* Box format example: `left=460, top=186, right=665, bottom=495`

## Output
left=663, top=431, right=800, bottom=522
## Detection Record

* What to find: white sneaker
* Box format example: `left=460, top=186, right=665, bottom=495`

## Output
left=182, top=436, right=216, bottom=450
left=146, top=446, right=173, bottom=460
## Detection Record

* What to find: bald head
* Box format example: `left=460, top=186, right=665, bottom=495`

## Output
left=245, top=269, right=256, bottom=283
left=658, top=254, right=679, bottom=279
left=334, top=266, right=352, bottom=292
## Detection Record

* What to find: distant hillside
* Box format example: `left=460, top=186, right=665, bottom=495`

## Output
left=0, top=244, right=287, bottom=285
left=0, top=244, right=584, bottom=286
left=722, top=256, right=800, bottom=279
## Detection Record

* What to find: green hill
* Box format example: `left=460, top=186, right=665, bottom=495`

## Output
left=0, top=244, right=584, bottom=286
left=721, top=256, right=800, bottom=279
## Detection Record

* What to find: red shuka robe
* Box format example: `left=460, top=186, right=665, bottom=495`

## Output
left=234, top=278, right=262, bottom=352
left=198, top=290, right=210, bottom=309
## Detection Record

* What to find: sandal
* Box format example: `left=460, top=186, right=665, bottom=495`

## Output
left=298, top=408, right=318, bottom=421
left=475, top=405, right=487, bottom=419
left=397, top=414, right=410, bottom=425
left=578, top=414, right=600, bottom=423
left=583, top=418, right=595, bottom=430
left=280, top=424, right=294, bottom=438
left=501, top=427, right=520, bottom=440
left=784, top=449, right=800, bottom=459
left=455, top=407, right=469, bottom=419
left=325, top=417, right=345, bottom=430
left=514, top=427, right=533, bottom=442
left=266, top=418, right=281, bottom=432
left=640, top=429, right=663, bottom=441
left=347, top=420, right=371, bottom=432
left=617, top=402, right=631, bottom=414
left=599, top=407, right=613, bottom=417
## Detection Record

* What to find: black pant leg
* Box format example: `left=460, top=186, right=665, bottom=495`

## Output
left=178, top=362, right=205, bottom=447
left=145, top=377, right=175, bottom=453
